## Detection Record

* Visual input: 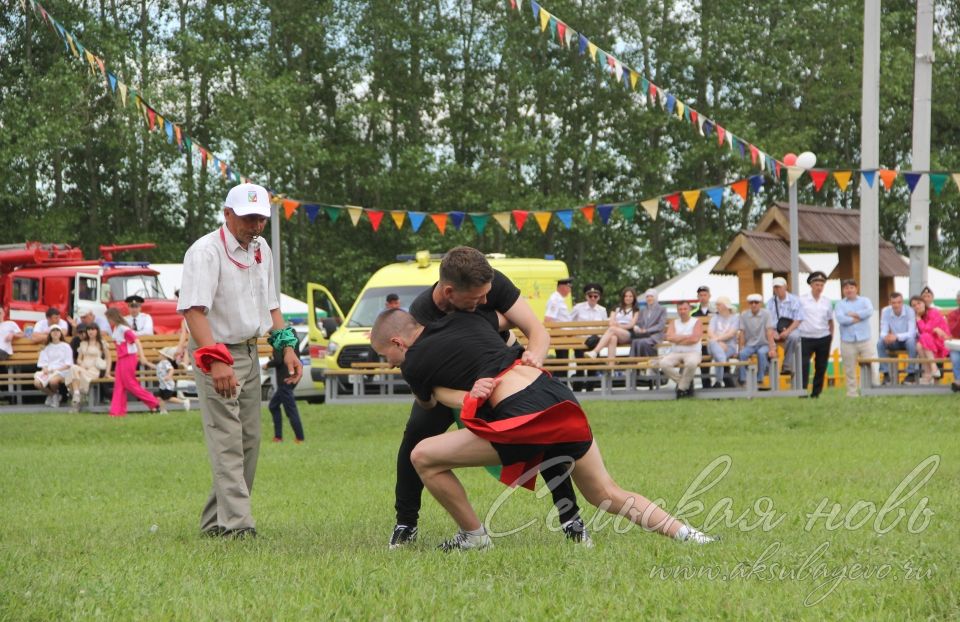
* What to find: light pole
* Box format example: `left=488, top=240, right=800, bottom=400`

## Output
left=785, top=151, right=817, bottom=297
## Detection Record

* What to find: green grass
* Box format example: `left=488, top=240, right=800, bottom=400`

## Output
left=1, top=390, right=958, bottom=621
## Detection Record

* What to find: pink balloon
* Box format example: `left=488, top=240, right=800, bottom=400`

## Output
left=783, top=153, right=798, bottom=166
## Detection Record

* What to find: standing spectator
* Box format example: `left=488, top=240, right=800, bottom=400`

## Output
left=105, top=308, right=160, bottom=416
left=385, top=293, right=402, bottom=310
left=155, top=347, right=190, bottom=414
left=799, top=272, right=834, bottom=399
left=946, top=290, right=960, bottom=392
left=265, top=339, right=305, bottom=444
left=69, top=323, right=111, bottom=413
left=768, top=277, right=802, bottom=376
left=124, top=295, right=155, bottom=336
left=658, top=300, right=702, bottom=398
left=33, top=327, right=74, bottom=408
left=691, top=285, right=714, bottom=388
left=0, top=307, right=24, bottom=361
left=911, top=296, right=949, bottom=385
left=835, top=279, right=879, bottom=396
left=544, top=278, right=574, bottom=323
left=630, top=289, right=667, bottom=357
left=179, top=182, right=301, bottom=539
left=31, top=307, right=71, bottom=343
left=876, top=292, right=918, bottom=384
left=585, top=287, right=639, bottom=359
left=706, top=296, right=739, bottom=388
left=738, top=294, right=777, bottom=389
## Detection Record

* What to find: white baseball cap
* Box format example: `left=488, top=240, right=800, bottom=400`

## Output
left=224, top=183, right=271, bottom=217
left=746, top=293, right=763, bottom=303
left=772, top=277, right=787, bottom=288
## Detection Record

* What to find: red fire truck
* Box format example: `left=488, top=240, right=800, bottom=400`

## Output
left=0, top=242, right=180, bottom=334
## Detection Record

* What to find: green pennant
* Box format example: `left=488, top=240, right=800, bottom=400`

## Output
left=324, top=205, right=341, bottom=223
left=184, top=137, right=192, bottom=152
left=548, top=16, right=557, bottom=40
left=596, top=49, right=607, bottom=69
left=617, top=203, right=637, bottom=221
left=929, top=173, right=948, bottom=196
left=469, top=213, right=490, bottom=234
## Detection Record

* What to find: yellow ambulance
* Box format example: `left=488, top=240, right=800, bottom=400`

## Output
left=305, top=251, right=570, bottom=397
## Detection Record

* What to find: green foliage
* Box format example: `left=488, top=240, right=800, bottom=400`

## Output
left=1, top=0, right=958, bottom=305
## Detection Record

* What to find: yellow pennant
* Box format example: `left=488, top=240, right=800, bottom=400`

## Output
left=493, top=212, right=512, bottom=233
left=533, top=211, right=552, bottom=233
left=787, top=166, right=804, bottom=187
left=629, top=70, right=639, bottom=91
left=833, top=170, right=853, bottom=191
left=67, top=34, right=79, bottom=58
left=682, top=190, right=701, bottom=211
left=539, top=8, right=550, bottom=31
left=118, top=81, right=128, bottom=106
left=641, top=198, right=658, bottom=220
left=347, top=206, right=363, bottom=227
left=676, top=100, right=685, bottom=120
left=390, top=211, right=406, bottom=229
left=588, top=41, right=597, bottom=62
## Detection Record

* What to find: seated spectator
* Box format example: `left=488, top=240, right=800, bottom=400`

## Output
left=876, top=292, right=918, bottom=384
left=629, top=289, right=666, bottom=357
left=585, top=287, right=639, bottom=359
left=69, top=323, right=89, bottom=362
left=691, top=285, right=715, bottom=389
left=706, top=297, right=739, bottom=388
left=658, top=300, right=702, bottom=398
left=570, top=284, right=607, bottom=388
left=79, top=309, right=111, bottom=334
left=947, top=290, right=960, bottom=393
left=124, top=295, right=154, bottom=336
left=69, top=323, right=111, bottom=413
left=33, top=327, right=74, bottom=408
left=738, top=294, right=777, bottom=388
left=768, top=277, right=802, bottom=375
left=911, top=295, right=949, bottom=385
left=920, top=285, right=936, bottom=309
left=31, top=307, right=71, bottom=343
left=0, top=307, right=24, bottom=361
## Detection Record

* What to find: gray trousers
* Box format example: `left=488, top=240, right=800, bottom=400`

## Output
left=191, top=340, right=262, bottom=532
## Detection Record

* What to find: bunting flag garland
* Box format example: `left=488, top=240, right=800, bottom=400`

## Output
left=580, top=204, right=595, bottom=224
left=304, top=204, right=320, bottom=224
left=903, top=173, right=922, bottom=194
left=512, top=210, right=529, bottom=231
left=555, top=210, right=573, bottom=229
left=493, top=212, right=512, bottom=233
left=367, top=210, right=385, bottom=231
left=409, top=212, right=427, bottom=232
left=808, top=170, right=829, bottom=192
left=470, top=213, right=489, bottom=234
left=641, top=198, right=659, bottom=220
left=347, top=206, right=363, bottom=227
left=596, top=204, right=614, bottom=224
left=533, top=211, right=552, bottom=233
left=705, top=187, right=724, bottom=209
left=861, top=170, right=876, bottom=188
left=878, top=169, right=898, bottom=191
left=665, top=193, right=681, bottom=212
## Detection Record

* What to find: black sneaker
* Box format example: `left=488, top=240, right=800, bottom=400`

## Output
left=903, top=373, right=918, bottom=385
left=389, top=524, right=418, bottom=549
left=562, top=518, right=594, bottom=548
left=881, top=373, right=892, bottom=386
left=223, top=527, right=257, bottom=540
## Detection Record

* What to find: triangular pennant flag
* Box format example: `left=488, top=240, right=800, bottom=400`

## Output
left=617, top=203, right=636, bottom=221
left=953, top=173, right=960, bottom=193
left=67, top=34, right=79, bottom=58
left=641, top=198, right=658, bottom=220
left=578, top=34, right=588, bottom=55
left=556, top=210, right=573, bottom=229
left=647, top=81, right=657, bottom=106
left=184, top=137, right=192, bottom=153
left=588, top=41, right=597, bottom=62
left=107, top=73, right=117, bottom=92
left=878, top=169, right=897, bottom=191
left=749, top=144, right=759, bottom=165
left=539, top=7, right=550, bottom=32
left=530, top=0, right=539, bottom=20
left=118, top=81, right=127, bottom=106
left=903, top=172, right=922, bottom=194
left=682, top=190, right=701, bottom=211
left=748, top=175, right=764, bottom=194
left=596, top=49, right=607, bottom=68
left=448, top=211, right=466, bottom=230
left=147, top=107, right=156, bottom=131
left=685, top=105, right=692, bottom=123
left=84, top=50, right=95, bottom=72
left=509, top=0, right=517, bottom=9
left=324, top=206, right=341, bottom=223
left=367, top=210, right=384, bottom=231
left=716, top=125, right=725, bottom=146
left=548, top=16, right=558, bottom=40
left=702, top=120, right=713, bottom=137
left=304, top=204, right=320, bottom=224
left=470, top=213, right=489, bottom=234
left=347, top=206, right=363, bottom=227
left=200, top=147, right=208, bottom=169
left=787, top=166, right=804, bottom=187
left=164, top=120, right=174, bottom=143
left=596, top=204, right=614, bottom=224
left=556, top=21, right=566, bottom=45
left=512, top=210, right=528, bottom=231
left=95, top=56, right=106, bottom=78
left=174, top=125, right=182, bottom=147
left=493, top=212, right=512, bottom=233
left=409, top=211, right=426, bottom=232
left=861, top=170, right=876, bottom=188
left=665, top=193, right=681, bottom=212
left=621, top=67, right=630, bottom=90
left=564, top=26, right=576, bottom=48
left=580, top=204, right=595, bottom=224
left=833, top=170, right=852, bottom=191
left=809, top=170, right=829, bottom=192
left=730, top=180, right=748, bottom=201
left=928, top=173, right=948, bottom=196
left=629, top=70, right=639, bottom=91
left=705, top=187, right=724, bottom=208
left=533, top=211, right=552, bottom=232
left=282, top=199, right=299, bottom=220
left=665, top=94, right=676, bottom=114
left=390, top=211, right=406, bottom=229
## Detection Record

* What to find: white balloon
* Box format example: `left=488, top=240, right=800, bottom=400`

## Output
left=797, top=151, right=817, bottom=169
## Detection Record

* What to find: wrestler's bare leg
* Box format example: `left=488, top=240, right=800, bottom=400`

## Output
left=410, top=428, right=500, bottom=531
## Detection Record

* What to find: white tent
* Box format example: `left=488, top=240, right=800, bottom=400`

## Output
left=150, top=263, right=309, bottom=318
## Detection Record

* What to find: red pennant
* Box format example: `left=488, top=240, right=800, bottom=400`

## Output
left=512, top=210, right=528, bottom=231
left=200, top=148, right=208, bottom=169
left=716, top=125, right=725, bottom=146
left=509, top=0, right=517, bottom=8
left=730, top=179, right=748, bottom=201
left=367, top=210, right=384, bottom=231
left=580, top=204, right=595, bottom=224
left=690, top=110, right=698, bottom=126
left=430, top=213, right=447, bottom=235
left=809, top=170, right=829, bottom=192
left=775, top=161, right=782, bottom=179
left=749, top=144, right=758, bottom=165
left=282, top=199, right=299, bottom=219
left=648, top=82, right=657, bottom=103
left=147, top=108, right=156, bottom=131
left=665, top=193, right=681, bottom=212
left=557, top=22, right=566, bottom=45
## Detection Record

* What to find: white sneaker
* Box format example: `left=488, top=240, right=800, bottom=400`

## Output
left=44, top=395, right=53, bottom=407
left=159, top=407, right=169, bottom=415
left=679, top=527, right=719, bottom=545
left=183, top=398, right=191, bottom=411
left=437, top=529, right=493, bottom=552
left=51, top=394, right=62, bottom=408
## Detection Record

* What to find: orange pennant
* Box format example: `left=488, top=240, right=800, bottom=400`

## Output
left=730, top=179, right=748, bottom=201
left=580, top=204, right=595, bottom=224
left=430, top=213, right=447, bottom=235
left=282, top=199, right=299, bottom=219
left=878, top=169, right=897, bottom=191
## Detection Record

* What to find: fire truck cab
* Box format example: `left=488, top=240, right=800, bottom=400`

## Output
left=0, top=242, right=180, bottom=334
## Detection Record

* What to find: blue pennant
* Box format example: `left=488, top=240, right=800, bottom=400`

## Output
left=665, top=94, right=676, bottom=114
left=597, top=204, right=614, bottom=224
left=448, top=211, right=465, bottom=230
left=578, top=34, right=588, bottom=55
left=530, top=0, right=539, bottom=20
left=304, top=204, right=320, bottom=224
left=409, top=212, right=426, bottom=233
left=705, top=187, right=724, bottom=209
left=903, top=172, right=922, bottom=194
left=862, top=171, right=876, bottom=188
left=749, top=175, right=765, bottom=194
left=108, top=73, right=117, bottom=92
left=164, top=120, right=174, bottom=143
left=556, top=210, right=573, bottom=229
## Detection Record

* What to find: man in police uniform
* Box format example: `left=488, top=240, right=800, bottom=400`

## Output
left=178, top=182, right=302, bottom=538
left=124, top=295, right=154, bottom=336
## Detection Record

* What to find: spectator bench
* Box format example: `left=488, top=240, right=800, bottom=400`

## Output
left=857, top=357, right=955, bottom=396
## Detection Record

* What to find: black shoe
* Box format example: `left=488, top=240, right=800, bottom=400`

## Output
left=201, top=526, right=226, bottom=538
left=951, top=383, right=960, bottom=393
left=702, top=379, right=713, bottom=389
left=389, top=524, right=418, bottom=549
left=903, top=373, right=918, bottom=385
left=780, top=368, right=793, bottom=376
left=223, top=527, right=257, bottom=540
left=881, top=373, right=892, bottom=386
left=561, top=518, right=594, bottom=548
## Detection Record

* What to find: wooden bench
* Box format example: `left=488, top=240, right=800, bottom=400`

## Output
left=857, top=357, right=954, bottom=396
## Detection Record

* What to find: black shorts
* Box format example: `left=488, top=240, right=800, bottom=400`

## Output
left=486, top=373, right=593, bottom=466
left=157, top=388, right=176, bottom=400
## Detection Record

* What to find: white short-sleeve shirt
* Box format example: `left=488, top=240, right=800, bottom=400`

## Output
left=545, top=291, right=572, bottom=322
left=799, top=294, right=833, bottom=339
left=177, top=226, right=280, bottom=344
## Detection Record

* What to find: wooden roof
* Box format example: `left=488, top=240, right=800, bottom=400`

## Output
left=712, top=231, right=812, bottom=275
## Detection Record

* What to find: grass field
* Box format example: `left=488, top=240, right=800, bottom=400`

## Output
left=1, top=390, right=958, bottom=621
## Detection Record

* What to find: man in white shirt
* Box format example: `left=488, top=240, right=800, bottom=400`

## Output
left=30, top=307, right=71, bottom=343
left=544, top=278, right=573, bottom=323
left=124, top=295, right=154, bottom=336
left=798, top=271, right=834, bottom=399
left=0, top=307, right=24, bottom=361
left=571, top=283, right=607, bottom=322
left=179, top=182, right=302, bottom=539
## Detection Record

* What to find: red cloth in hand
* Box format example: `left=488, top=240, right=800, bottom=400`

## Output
left=193, top=344, right=234, bottom=374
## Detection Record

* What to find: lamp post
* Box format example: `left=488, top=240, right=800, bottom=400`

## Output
left=785, top=151, right=816, bottom=297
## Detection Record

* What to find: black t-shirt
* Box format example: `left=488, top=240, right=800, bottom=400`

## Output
left=401, top=311, right=523, bottom=403
left=408, top=269, right=522, bottom=327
